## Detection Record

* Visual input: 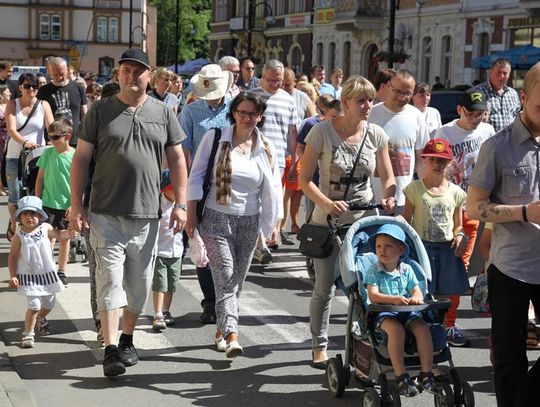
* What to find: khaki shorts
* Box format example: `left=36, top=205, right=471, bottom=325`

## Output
left=89, top=212, right=158, bottom=314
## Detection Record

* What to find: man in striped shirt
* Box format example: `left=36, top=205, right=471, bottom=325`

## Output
left=249, top=59, right=299, bottom=262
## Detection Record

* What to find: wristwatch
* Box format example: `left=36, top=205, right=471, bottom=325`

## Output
left=174, top=203, right=187, bottom=211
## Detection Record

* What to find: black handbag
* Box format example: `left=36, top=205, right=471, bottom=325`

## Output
left=297, top=125, right=370, bottom=259
left=196, top=128, right=222, bottom=221
left=297, top=223, right=333, bottom=258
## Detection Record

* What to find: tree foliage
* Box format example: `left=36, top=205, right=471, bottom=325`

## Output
left=149, top=0, right=211, bottom=67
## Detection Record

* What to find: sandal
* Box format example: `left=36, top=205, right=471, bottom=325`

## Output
left=6, top=220, right=15, bottom=242
left=396, top=373, right=419, bottom=397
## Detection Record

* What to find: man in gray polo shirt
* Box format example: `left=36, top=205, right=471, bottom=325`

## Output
left=467, top=63, right=540, bottom=407
left=70, top=49, right=188, bottom=377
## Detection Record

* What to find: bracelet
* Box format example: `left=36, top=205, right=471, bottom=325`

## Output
left=522, top=204, right=529, bottom=222
left=456, top=231, right=466, bottom=238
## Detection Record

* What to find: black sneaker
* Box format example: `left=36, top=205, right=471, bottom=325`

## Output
left=57, top=271, right=68, bottom=286
left=200, top=306, right=216, bottom=324
left=163, top=311, right=175, bottom=326
left=418, top=371, right=438, bottom=394
left=118, top=341, right=139, bottom=367
left=103, top=345, right=126, bottom=377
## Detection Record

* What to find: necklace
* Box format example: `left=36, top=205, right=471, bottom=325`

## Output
left=234, top=129, right=255, bottom=155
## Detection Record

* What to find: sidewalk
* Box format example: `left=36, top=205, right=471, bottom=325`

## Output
left=0, top=196, right=37, bottom=406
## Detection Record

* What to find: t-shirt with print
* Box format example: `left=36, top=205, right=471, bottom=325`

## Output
left=403, top=180, right=466, bottom=242
left=37, top=81, right=87, bottom=145
left=434, top=120, right=495, bottom=193
left=79, top=95, right=185, bottom=218
left=36, top=146, right=74, bottom=210
left=305, top=120, right=388, bottom=225
left=369, top=103, right=429, bottom=206
left=364, top=261, right=418, bottom=298
left=249, top=87, right=299, bottom=169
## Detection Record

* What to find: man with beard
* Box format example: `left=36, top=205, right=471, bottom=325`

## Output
left=467, top=61, right=540, bottom=407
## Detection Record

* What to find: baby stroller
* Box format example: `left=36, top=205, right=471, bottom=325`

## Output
left=326, top=216, right=474, bottom=407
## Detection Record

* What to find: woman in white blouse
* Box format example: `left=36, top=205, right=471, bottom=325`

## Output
left=186, top=92, right=282, bottom=358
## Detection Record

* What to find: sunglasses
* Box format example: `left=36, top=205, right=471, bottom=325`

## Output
left=22, top=83, right=38, bottom=90
left=49, top=133, right=67, bottom=141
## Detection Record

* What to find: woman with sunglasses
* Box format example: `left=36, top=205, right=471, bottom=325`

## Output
left=5, top=73, right=54, bottom=241
left=186, top=92, right=282, bottom=358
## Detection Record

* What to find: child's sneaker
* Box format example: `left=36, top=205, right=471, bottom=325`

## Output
left=397, top=373, right=419, bottom=397
left=37, top=318, right=50, bottom=336
left=152, top=315, right=166, bottom=331
left=418, top=371, right=438, bottom=394
left=446, top=325, right=471, bottom=347
left=21, top=333, right=35, bottom=348
left=163, top=311, right=174, bottom=326
left=57, top=271, right=68, bottom=286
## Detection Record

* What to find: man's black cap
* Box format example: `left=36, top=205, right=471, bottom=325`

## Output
left=118, top=49, right=151, bottom=70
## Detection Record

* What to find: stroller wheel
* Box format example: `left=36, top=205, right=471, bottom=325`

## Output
left=454, top=382, right=474, bottom=407
left=387, top=384, right=402, bottom=407
left=434, top=382, right=455, bottom=407
left=306, top=257, right=315, bottom=282
left=362, top=387, right=381, bottom=407
left=326, top=357, right=346, bottom=398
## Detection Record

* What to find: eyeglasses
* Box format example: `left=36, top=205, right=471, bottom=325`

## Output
left=49, top=133, right=68, bottom=141
left=22, top=83, right=37, bottom=90
left=231, top=71, right=241, bottom=76
left=390, top=83, right=413, bottom=98
left=463, top=109, right=484, bottom=119
left=243, top=67, right=255, bottom=71
left=235, top=110, right=260, bottom=119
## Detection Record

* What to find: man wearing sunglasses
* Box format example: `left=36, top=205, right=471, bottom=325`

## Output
left=37, top=57, right=87, bottom=147
left=237, top=58, right=259, bottom=91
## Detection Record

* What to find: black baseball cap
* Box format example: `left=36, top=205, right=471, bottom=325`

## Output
left=118, top=49, right=151, bottom=70
left=460, top=89, right=488, bottom=111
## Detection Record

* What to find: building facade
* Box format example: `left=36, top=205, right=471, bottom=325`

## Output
left=210, top=1, right=314, bottom=74
left=0, top=0, right=157, bottom=76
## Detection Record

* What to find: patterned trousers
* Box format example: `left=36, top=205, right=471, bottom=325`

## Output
left=199, top=208, right=259, bottom=338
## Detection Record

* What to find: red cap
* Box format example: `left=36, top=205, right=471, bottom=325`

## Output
left=421, top=138, right=453, bottom=160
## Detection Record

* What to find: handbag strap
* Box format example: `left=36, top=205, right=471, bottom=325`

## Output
left=306, top=123, right=370, bottom=224
left=16, top=99, right=41, bottom=133
left=201, top=127, right=222, bottom=199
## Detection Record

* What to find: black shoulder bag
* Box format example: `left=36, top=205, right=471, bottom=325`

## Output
left=297, top=125, right=369, bottom=259
left=1, top=100, right=41, bottom=186
left=196, top=128, right=222, bottom=221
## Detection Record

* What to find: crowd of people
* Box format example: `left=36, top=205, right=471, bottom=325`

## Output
left=0, top=52, right=538, bottom=405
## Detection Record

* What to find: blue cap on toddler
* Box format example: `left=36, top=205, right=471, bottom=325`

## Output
left=14, top=196, right=48, bottom=222
left=368, top=224, right=410, bottom=259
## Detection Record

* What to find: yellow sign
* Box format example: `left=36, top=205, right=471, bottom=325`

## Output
left=69, top=46, right=80, bottom=58
left=68, top=46, right=80, bottom=70
left=508, top=17, right=540, bottom=28
left=315, top=8, right=335, bottom=24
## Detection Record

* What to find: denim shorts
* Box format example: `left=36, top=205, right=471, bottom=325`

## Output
left=5, top=158, right=21, bottom=204
left=374, top=311, right=423, bottom=331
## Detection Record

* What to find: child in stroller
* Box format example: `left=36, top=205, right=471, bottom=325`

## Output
left=365, top=224, right=437, bottom=396
left=326, top=216, right=474, bottom=406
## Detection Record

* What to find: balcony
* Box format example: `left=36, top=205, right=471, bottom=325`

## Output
left=334, top=0, right=386, bottom=31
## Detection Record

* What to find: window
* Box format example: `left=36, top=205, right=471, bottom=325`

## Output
left=329, top=42, right=336, bottom=72
left=289, top=0, right=305, bottom=14
left=441, top=35, right=452, bottom=85
left=215, top=0, right=228, bottom=22
left=39, top=13, right=61, bottom=40
left=96, top=16, right=119, bottom=43
left=343, top=41, right=351, bottom=79
left=291, top=46, right=302, bottom=74
left=317, top=42, right=324, bottom=66
left=422, top=36, right=432, bottom=83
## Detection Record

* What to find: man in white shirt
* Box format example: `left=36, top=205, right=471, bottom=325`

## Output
left=434, top=88, right=495, bottom=347
left=369, top=69, right=429, bottom=210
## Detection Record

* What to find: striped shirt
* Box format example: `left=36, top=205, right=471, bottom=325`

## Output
left=292, top=88, right=309, bottom=121
left=474, top=81, right=521, bottom=133
left=249, top=87, right=299, bottom=169
left=179, top=98, right=232, bottom=155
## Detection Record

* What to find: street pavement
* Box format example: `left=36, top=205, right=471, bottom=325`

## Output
left=0, top=195, right=513, bottom=406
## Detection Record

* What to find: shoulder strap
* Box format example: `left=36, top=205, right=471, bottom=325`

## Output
left=202, top=128, right=222, bottom=195
left=17, top=100, right=41, bottom=133
left=342, top=124, right=369, bottom=199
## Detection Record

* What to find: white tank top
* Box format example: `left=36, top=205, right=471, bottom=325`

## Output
left=6, top=99, right=46, bottom=159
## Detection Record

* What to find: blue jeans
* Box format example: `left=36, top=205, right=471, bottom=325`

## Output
left=6, top=158, right=21, bottom=204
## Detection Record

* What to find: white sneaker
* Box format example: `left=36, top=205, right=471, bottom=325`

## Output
left=225, top=340, right=243, bottom=358
left=253, top=247, right=272, bottom=264
left=215, top=336, right=227, bottom=352
left=21, top=334, right=35, bottom=348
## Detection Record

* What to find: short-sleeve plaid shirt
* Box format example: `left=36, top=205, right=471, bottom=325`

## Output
left=474, top=81, right=521, bottom=133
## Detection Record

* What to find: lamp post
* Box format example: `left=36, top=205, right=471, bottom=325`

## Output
left=388, top=0, right=427, bottom=68
left=129, top=0, right=133, bottom=48
left=174, top=0, right=180, bottom=73
left=174, top=18, right=196, bottom=74
left=246, top=1, right=275, bottom=58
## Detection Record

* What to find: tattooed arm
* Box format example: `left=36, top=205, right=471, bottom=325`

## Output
left=466, top=185, right=532, bottom=223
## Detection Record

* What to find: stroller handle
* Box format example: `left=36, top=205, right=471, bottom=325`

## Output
left=326, top=201, right=382, bottom=229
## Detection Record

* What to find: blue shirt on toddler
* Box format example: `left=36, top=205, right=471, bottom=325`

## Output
left=364, top=261, right=418, bottom=297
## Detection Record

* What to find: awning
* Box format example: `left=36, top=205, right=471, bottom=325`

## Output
left=168, top=58, right=210, bottom=76
left=472, top=45, right=540, bottom=70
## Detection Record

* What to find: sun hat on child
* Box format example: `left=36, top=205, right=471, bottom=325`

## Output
left=368, top=224, right=410, bottom=259
left=14, top=196, right=48, bottom=222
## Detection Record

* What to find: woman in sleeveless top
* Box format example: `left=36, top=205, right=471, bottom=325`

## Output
left=5, top=73, right=54, bottom=240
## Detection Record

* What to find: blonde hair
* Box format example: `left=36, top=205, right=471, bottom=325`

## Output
left=523, top=62, right=540, bottom=95
left=340, top=75, right=376, bottom=100
left=296, top=81, right=318, bottom=102
left=150, top=67, right=174, bottom=89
